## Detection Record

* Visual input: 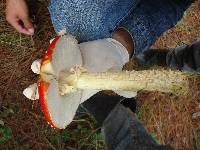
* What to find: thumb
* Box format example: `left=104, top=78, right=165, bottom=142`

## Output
left=21, top=16, right=34, bottom=35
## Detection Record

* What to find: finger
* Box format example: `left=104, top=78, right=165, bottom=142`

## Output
left=21, top=16, right=34, bottom=35
left=9, top=18, right=33, bottom=35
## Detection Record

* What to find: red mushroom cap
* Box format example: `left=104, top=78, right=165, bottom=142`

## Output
left=38, top=35, right=83, bottom=129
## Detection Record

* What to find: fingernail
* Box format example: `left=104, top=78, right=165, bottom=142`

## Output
left=28, top=28, right=34, bottom=34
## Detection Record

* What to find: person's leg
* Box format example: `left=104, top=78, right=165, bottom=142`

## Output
left=102, top=104, right=174, bottom=150
left=135, top=49, right=169, bottom=67
left=166, top=39, right=200, bottom=72
left=83, top=95, right=174, bottom=150
left=81, top=92, right=137, bottom=126
left=118, top=0, right=194, bottom=55
left=135, top=39, right=200, bottom=72
left=48, top=0, right=140, bottom=42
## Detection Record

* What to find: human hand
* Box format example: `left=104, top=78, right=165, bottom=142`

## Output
left=6, top=0, right=34, bottom=35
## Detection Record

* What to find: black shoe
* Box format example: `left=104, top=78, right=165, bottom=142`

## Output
left=135, top=49, right=169, bottom=67
left=166, top=39, right=200, bottom=72
left=135, top=39, right=200, bottom=72
left=81, top=91, right=137, bottom=126
left=120, top=97, right=137, bottom=112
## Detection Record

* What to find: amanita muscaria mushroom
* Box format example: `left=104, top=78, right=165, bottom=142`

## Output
left=37, top=35, right=197, bottom=129
left=38, top=35, right=83, bottom=129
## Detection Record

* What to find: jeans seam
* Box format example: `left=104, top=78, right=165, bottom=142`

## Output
left=114, top=2, right=138, bottom=30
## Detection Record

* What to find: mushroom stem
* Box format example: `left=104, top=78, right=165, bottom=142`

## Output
left=58, top=67, right=193, bottom=96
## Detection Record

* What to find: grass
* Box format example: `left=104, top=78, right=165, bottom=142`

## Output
left=0, top=126, right=12, bottom=145
left=0, top=0, right=200, bottom=149
left=47, top=115, right=104, bottom=150
left=136, top=91, right=200, bottom=149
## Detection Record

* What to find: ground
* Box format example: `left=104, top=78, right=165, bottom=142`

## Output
left=0, top=0, right=200, bottom=149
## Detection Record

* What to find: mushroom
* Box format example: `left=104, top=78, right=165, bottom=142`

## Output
left=38, top=35, right=83, bottom=129
left=37, top=35, right=198, bottom=129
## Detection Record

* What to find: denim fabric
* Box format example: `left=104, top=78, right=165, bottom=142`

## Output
left=48, top=0, right=140, bottom=42
left=48, top=0, right=192, bottom=54
left=119, top=0, right=193, bottom=54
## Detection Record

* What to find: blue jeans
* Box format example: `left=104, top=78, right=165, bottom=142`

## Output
left=48, top=0, right=192, bottom=54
